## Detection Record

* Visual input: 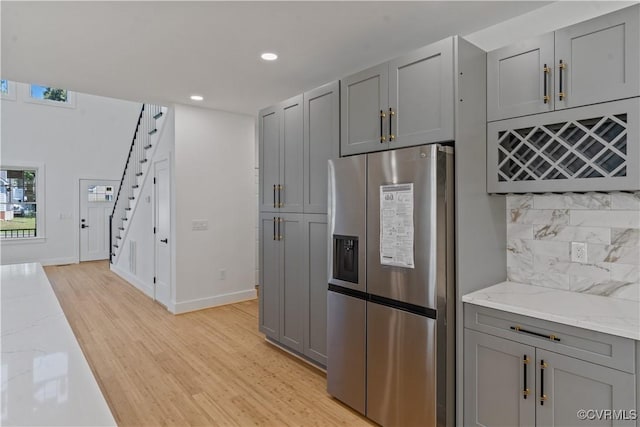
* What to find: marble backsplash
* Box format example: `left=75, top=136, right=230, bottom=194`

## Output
left=506, top=192, right=640, bottom=302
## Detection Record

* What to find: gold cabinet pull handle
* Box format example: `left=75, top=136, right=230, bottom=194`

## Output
left=543, top=64, right=550, bottom=104
left=558, top=60, right=566, bottom=101
left=389, top=107, right=395, bottom=141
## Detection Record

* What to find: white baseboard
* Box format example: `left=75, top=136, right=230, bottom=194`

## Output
left=173, top=288, right=257, bottom=314
left=40, top=257, right=78, bottom=266
left=110, top=263, right=154, bottom=298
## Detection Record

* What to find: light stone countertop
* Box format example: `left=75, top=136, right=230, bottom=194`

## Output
left=1, top=263, right=116, bottom=426
left=462, top=281, right=640, bottom=341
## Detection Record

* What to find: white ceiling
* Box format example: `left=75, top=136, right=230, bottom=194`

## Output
left=2, top=1, right=551, bottom=115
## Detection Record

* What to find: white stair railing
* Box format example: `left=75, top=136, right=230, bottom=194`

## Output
left=110, top=104, right=164, bottom=263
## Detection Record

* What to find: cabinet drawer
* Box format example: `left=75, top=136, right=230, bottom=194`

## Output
left=464, top=304, right=635, bottom=373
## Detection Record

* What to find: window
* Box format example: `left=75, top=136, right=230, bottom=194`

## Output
left=87, top=185, right=114, bottom=202
left=0, top=79, right=16, bottom=101
left=0, top=165, right=44, bottom=240
left=26, top=84, right=75, bottom=108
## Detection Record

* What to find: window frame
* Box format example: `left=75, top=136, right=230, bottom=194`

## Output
left=0, top=79, right=17, bottom=101
left=0, top=163, right=46, bottom=243
left=24, top=84, right=76, bottom=109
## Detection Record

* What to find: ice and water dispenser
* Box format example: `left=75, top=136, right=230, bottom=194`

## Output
left=333, top=235, right=359, bottom=284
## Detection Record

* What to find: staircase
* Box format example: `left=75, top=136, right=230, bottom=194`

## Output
left=110, top=104, right=165, bottom=263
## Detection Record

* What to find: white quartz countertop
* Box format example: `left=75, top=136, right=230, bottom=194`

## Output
left=1, top=263, right=116, bottom=426
left=462, top=281, right=640, bottom=341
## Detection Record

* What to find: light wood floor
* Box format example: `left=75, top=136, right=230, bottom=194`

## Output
left=44, top=261, right=371, bottom=427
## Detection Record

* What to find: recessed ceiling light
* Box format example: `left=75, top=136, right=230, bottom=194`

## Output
left=190, top=95, right=204, bottom=101
left=261, top=52, right=278, bottom=61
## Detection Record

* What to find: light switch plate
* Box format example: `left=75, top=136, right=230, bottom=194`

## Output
left=192, top=220, right=208, bottom=231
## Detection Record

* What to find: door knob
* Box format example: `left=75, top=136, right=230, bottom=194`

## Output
left=160, top=238, right=168, bottom=244
left=81, top=224, right=89, bottom=229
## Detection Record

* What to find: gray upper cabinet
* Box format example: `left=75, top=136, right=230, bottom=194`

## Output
left=487, top=4, right=639, bottom=122
left=464, top=329, right=535, bottom=427
left=487, top=33, right=555, bottom=122
left=389, top=37, right=455, bottom=148
left=259, top=107, right=280, bottom=212
left=304, top=81, right=339, bottom=214
left=340, top=36, right=455, bottom=156
left=280, top=96, right=304, bottom=213
left=259, top=96, right=304, bottom=213
left=555, top=5, right=639, bottom=110
left=340, top=63, right=389, bottom=156
left=536, top=349, right=636, bottom=427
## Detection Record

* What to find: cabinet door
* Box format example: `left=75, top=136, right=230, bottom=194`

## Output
left=555, top=5, right=639, bottom=110
left=536, top=349, right=636, bottom=427
left=464, top=330, right=535, bottom=427
left=302, top=214, right=328, bottom=365
left=259, top=106, right=280, bottom=212
left=303, top=81, right=339, bottom=214
left=487, top=33, right=555, bottom=121
left=388, top=37, right=455, bottom=147
left=280, top=95, right=304, bottom=213
left=340, top=63, right=389, bottom=156
left=259, top=214, right=280, bottom=339
left=279, top=213, right=304, bottom=352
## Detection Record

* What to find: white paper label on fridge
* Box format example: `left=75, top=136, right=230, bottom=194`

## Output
left=379, top=183, right=414, bottom=268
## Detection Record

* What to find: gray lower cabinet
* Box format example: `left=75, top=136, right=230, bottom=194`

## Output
left=465, top=329, right=535, bottom=427
left=259, top=213, right=304, bottom=352
left=340, top=36, right=455, bottom=156
left=302, top=214, right=328, bottom=365
left=259, top=95, right=303, bottom=213
left=487, top=4, right=639, bottom=122
left=464, top=305, right=637, bottom=427
left=536, top=349, right=636, bottom=427
left=259, top=212, right=329, bottom=366
left=259, top=213, right=280, bottom=340
left=303, top=81, right=339, bottom=214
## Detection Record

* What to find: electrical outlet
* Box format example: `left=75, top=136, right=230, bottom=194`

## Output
left=571, top=242, right=588, bottom=263
left=219, top=269, right=226, bottom=280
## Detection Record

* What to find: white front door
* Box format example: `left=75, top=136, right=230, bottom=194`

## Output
left=154, top=159, right=171, bottom=307
left=80, top=179, right=118, bottom=262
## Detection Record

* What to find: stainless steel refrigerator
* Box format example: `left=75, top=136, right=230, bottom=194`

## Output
left=327, top=144, right=455, bottom=427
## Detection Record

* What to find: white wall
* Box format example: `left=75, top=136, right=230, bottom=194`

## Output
left=173, top=104, right=256, bottom=313
left=0, top=82, right=140, bottom=265
left=465, top=1, right=636, bottom=51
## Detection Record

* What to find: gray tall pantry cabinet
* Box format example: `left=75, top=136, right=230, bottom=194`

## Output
left=258, top=81, right=339, bottom=366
